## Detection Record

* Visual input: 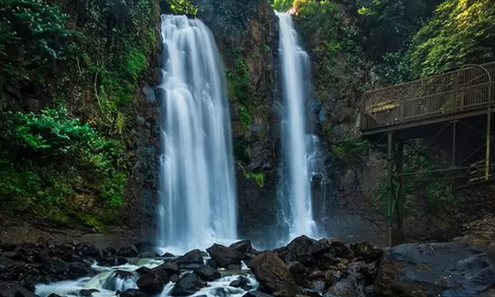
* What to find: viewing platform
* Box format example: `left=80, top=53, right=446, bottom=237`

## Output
left=359, top=61, right=495, bottom=246
left=360, top=61, right=495, bottom=142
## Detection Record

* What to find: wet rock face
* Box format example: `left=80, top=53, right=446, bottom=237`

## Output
left=195, top=0, right=280, bottom=246
left=286, top=235, right=332, bottom=265
left=119, top=289, right=148, bottom=297
left=118, top=245, right=138, bottom=257
left=194, top=265, right=221, bottom=281
left=375, top=242, right=495, bottom=297
left=207, top=244, right=244, bottom=268
left=175, top=249, right=204, bottom=269
left=136, top=266, right=169, bottom=295
left=248, top=251, right=300, bottom=297
left=171, top=273, right=205, bottom=296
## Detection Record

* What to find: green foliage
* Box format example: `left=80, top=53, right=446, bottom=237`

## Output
left=409, top=0, right=495, bottom=77
left=125, top=48, right=148, bottom=81
left=164, top=0, right=198, bottom=16
left=272, top=0, right=293, bottom=11
left=351, top=0, right=442, bottom=83
left=331, top=138, right=370, bottom=166
left=0, top=107, right=125, bottom=208
left=296, top=0, right=368, bottom=99
left=322, top=123, right=332, bottom=133
left=236, top=159, right=265, bottom=188
left=355, top=0, right=441, bottom=62
left=245, top=172, right=266, bottom=188
left=228, top=57, right=252, bottom=106
left=227, top=55, right=254, bottom=130
left=372, top=147, right=455, bottom=225
left=238, top=105, right=252, bottom=130
left=0, top=0, right=157, bottom=226
left=0, top=0, right=70, bottom=84
left=194, top=0, right=260, bottom=40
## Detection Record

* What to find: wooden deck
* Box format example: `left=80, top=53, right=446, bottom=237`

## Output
left=360, top=62, right=495, bottom=139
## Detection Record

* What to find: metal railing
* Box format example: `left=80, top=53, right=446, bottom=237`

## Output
left=468, top=159, right=495, bottom=183
left=361, top=62, right=495, bottom=130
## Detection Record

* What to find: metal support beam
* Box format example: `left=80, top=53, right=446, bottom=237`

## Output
left=387, top=132, right=393, bottom=229
left=386, top=132, right=404, bottom=246
left=396, top=141, right=404, bottom=232
left=464, top=64, right=492, bottom=180
left=452, top=120, right=457, bottom=166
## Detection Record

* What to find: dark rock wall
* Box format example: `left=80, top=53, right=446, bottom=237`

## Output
left=196, top=0, right=282, bottom=246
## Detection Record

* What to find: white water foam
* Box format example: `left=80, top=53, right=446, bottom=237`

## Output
left=157, top=14, right=238, bottom=253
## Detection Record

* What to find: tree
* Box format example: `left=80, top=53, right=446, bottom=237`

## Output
left=409, top=0, right=495, bottom=77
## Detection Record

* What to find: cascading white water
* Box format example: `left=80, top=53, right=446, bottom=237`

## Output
left=35, top=259, right=258, bottom=297
left=276, top=11, right=318, bottom=240
left=157, top=15, right=237, bottom=252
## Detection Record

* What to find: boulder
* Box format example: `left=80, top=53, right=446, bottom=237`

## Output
left=230, top=276, right=252, bottom=291
left=349, top=243, right=382, bottom=264
left=4, top=252, right=22, bottom=261
left=79, top=289, right=100, bottom=297
left=316, top=253, right=339, bottom=271
left=324, top=269, right=343, bottom=286
left=68, top=262, right=96, bottom=279
left=207, top=244, right=244, bottom=268
left=0, top=264, right=16, bottom=281
left=161, top=261, right=180, bottom=275
left=288, top=236, right=331, bottom=257
left=375, top=242, right=495, bottom=297
left=0, top=243, right=17, bottom=252
left=326, top=272, right=366, bottom=297
left=206, top=259, right=218, bottom=269
left=287, top=261, right=309, bottom=286
left=100, top=257, right=128, bottom=267
left=175, top=249, right=204, bottom=269
left=118, top=246, right=138, bottom=258
left=248, top=251, right=299, bottom=297
left=102, top=247, right=116, bottom=257
left=171, top=273, right=205, bottom=296
left=75, top=243, right=101, bottom=260
left=170, top=274, right=180, bottom=282
left=137, top=267, right=169, bottom=295
left=19, top=247, right=42, bottom=263
left=119, top=290, right=148, bottom=297
left=0, top=283, right=38, bottom=297
left=229, top=240, right=252, bottom=256
left=42, top=258, right=68, bottom=276
left=275, top=248, right=297, bottom=264
left=330, top=242, right=354, bottom=260
left=135, top=267, right=151, bottom=276
left=194, top=266, right=221, bottom=281
left=307, top=271, right=327, bottom=292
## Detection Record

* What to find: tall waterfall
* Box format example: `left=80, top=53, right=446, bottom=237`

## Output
left=157, top=15, right=237, bottom=252
left=276, top=11, right=319, bottom=241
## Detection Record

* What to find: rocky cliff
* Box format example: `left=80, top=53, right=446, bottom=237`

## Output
left=195, top=0, right=282, bottom=246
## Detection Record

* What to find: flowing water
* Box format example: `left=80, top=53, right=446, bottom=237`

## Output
left=35, top=258, right=258, bottom=297
left=157, top=15, right=237, bottom=252
left=276, top=11, right=319, bottom=242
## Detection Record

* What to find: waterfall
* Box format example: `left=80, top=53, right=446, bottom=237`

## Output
left=157, top=15, right=237, bottom=252
left=276, top=11, right=319, bottom=241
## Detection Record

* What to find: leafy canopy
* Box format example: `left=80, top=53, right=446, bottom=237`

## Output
left=0, top=107, right=125, bottom=207
left=409, top=0, right=495, bottom=77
